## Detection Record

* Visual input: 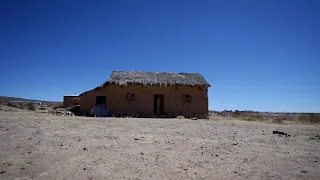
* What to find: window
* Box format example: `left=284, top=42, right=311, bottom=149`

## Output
left=72, top=97, right=80, bottom=105
left=126, top=93, right=135, bottom=101
left=182, top=94, right=191, bottom=104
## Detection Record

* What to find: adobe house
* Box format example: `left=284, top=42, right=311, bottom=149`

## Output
left=63, top=93, right=80, bottom=108
left=79, top=70, right=210, bottom=119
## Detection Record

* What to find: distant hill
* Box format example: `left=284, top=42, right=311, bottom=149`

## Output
left=0, top=96, right=61, bottom=104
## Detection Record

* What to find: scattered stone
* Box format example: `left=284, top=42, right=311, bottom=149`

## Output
left=134, top=138, right=140, bottom=140
left=234, top=171, right=237, bottom=173
left=0, top=170, right=6, bottom=174
left=301, top=170, right=307, bottom=173
left=60, top=143, right=64, bottom=146
left=233, top=143, right=238, bottom=145
left=202, top=152, right=204, bottom=155
left=216, top=154, right=219, bottom=157
left=83, top=168, right=86, bottom=170
left=21, top=167, right=25, bottom=170
left=273, top=130, right=291, bottom=137
left=28, top=152, right=31, bottom=154
left=200, top=146, right=203, bottom=149
left=6, top=128, right=9, bottom=131
left=191, top=117, right=198, bottom=120
left=234, top=133, right=237, bottom=134
left=83, top=148, right=87, bottom=151
left=140, top=152, right=144, bottom=155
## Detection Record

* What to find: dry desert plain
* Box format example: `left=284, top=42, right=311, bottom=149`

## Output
left=0, top=107, right=319, bottom=180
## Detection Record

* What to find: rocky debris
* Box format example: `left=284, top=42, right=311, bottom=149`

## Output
left=0, top=170, right=6, bottom=174
left=140, top=152, right=144, bottom=155
left=54, top=108, right=73, bottom=116
left=273, top=130, right=291, bottom=137
left=191, top=117, right=198, bottom=120
left=134, top=138, right=140, bottom=140
left=83, top=148, right=87, bottom=151
left=301, top=170, right=307, bottom=173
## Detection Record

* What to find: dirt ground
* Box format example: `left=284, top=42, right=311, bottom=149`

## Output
left=0, top=108, right=319, bottom=180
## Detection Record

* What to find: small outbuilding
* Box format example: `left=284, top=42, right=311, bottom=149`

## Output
left=63, top=93, right=80, bottom=108
left=79, top=70, right=210, bottom=119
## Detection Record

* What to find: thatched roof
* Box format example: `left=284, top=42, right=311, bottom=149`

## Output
left=80, top=70, right=210, bottom=96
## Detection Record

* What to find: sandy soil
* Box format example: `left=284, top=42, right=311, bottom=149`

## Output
left=0, top=109, right=319, bottom=180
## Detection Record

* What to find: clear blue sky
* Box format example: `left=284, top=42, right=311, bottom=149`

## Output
left=1, top=0, right=319, bottom=112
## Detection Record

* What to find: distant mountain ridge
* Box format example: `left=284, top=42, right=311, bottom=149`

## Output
left=0, top=96, right=61, bottom=104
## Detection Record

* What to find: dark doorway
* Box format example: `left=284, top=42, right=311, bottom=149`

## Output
left=153, top=94, right=164, bottom=114
left=96, top=96, right=106, bottom=105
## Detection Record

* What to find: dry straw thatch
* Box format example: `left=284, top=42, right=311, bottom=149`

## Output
left=80, top=70, right=210, bottom=96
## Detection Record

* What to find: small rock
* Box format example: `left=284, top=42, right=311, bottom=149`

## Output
left=140, top=152, right=144, bottom=155
left=301, top=170, right=307, bottom=173
left=216, top=154, right=219, bottom=157
left=202, top=152, right=204, bottom=155
left=234, top=171, right=237, bottom=173
left=0, top=170, right=6, bottom=174
left=134, top=138, right=140, bottom=140
left=191, top=117, right=198, bottom=120
left=83, top=148, right=87, bottom=151
left=21, top=167, right=25, bottom=170
left=184, top=168, right=187, bottom=171
left=28, top=152, right=31, bottom=154
left=6, top=128, right=9, bottom=131
left=83, top=168, right=86, bottom=170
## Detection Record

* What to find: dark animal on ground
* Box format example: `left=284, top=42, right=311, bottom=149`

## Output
left=273, top=130, right=291, bottom=137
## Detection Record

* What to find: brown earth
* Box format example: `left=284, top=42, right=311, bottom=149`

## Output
left=0, top=108, right=319, bottom=180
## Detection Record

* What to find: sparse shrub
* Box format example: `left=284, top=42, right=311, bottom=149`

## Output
left=298, top=116, right=320, bottom=124
left=272, top=116, right=285, bottom=124
left=52, top=103, right=63, bottom=110
left=7, top=102, right=36, bottom=111
left=27, top=102, right=36, bottom=111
